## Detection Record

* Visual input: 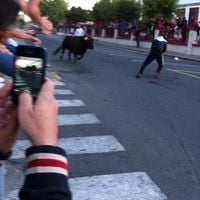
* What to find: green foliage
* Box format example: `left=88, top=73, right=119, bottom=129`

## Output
left=113, top=0, right=141, bottom=21
left=40, top=0, right=68, bottom=23
left=40, top=0, right=178, bottom=25
left=92, top=0, right=114, bottom=22
left=66, top=7, right=90, bottom=22
left=142, top=0, right=178, bottom=20
left=92, top=0, right=141, bottom=22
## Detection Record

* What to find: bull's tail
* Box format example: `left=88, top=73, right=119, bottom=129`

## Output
left=53, top=45, right=62, bottom=55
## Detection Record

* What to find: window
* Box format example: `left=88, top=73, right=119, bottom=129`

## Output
left=189, top=7, right=199, bottom=23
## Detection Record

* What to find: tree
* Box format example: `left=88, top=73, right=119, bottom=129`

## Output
left=113, top=0, right=141, bottom=21
left=92, top=0, right=115, bottom=22
left=66, top=7, right=90, bottom=22
left=92, top=0, right=141, bottom=23
left=142, top=0, right=178, bottom=20
left=40, top=0, right=68, bottom=23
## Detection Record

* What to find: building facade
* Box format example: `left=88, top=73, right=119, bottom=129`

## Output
left=178, top=0, right=200, bottom=22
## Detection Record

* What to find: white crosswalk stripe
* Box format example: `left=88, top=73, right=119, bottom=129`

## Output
left=57, top=99, right=86, bottom=107
left=55, top=89, right=74, bottom=95
left=70, top=172, right=167, bottom=200
left=4, top=79, right=167, bottom=200
left=53, top=80, right=65, bottom=86
left=58, top=114, right=101, bottom=126
left=11, top=136, right=125, bottom=159
left=5, top=172, right=167, bottom=200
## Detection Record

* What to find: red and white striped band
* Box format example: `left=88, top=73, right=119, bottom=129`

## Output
left=26, top=153, right=68, bottom=176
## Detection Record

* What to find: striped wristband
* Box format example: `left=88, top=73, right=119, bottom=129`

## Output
left=25, top=146, right=68, bottom=176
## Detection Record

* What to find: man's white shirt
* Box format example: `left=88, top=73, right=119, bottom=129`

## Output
left=74, top=28, right=85, bottom=36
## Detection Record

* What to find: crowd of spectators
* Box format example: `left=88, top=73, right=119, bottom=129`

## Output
left=54, top=16, right=200, bottom=45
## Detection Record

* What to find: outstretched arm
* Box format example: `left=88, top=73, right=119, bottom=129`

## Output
left=10, top=28, right=41, bottom=45
left=17, top=0, right=53, bottom=34
left=17, top=0, right=40, bottom=23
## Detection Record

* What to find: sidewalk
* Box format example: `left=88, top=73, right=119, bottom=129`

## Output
left=12, top=33, right=200, bottom=64
left=45, top=32, right=200, bottom=62
left=94, top=37, right=200, bottom=62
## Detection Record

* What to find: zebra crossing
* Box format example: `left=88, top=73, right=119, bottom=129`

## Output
left=2, top=72, right=167, bottom=200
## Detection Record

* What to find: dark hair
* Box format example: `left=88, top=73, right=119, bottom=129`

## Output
left=0, top=0, right=20, bottom=30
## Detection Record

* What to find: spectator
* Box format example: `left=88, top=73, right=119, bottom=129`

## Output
left=157, top=18, right=164, bottom=31
left=0, top=0, right=20, bottom=76
left=189, top=16, right=199, bottom=30
left=134, top=26, right=141, bottom=48
left=119, top=20, right=128, bottom=38
left=181, top=17, right=188, bottom=42
left=169, top=19, right=177, bottom=39
left=0, top=79, right=72, bottom=199
left=188, top=16, right=199, bottom=43
left=132, top=19, right=141, bottom=48
left=0, top=0, right=47, bottom=76
left=176, top=16, right=184, bottom=39
left=146, top=18, right=155, bottom=40
left=196, top=21, right=200, bottom=42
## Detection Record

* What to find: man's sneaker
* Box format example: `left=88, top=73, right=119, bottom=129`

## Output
left=136, top=73, right=142, bottom=78
left=154, top=72, right=160, bottom=79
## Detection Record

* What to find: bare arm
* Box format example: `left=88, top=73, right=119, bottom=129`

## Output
left=26, top=0, right=41, bottom=25
left=17, top=0, right=40, bottom=23
left=17, top=0, right=28, bottom=13
left=10, top=28, right=41, bottom=45
left=17, top=0, right=52, bottom=34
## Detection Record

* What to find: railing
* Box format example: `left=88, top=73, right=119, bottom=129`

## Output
left=54, top=26, right=200, bottom=55
left=90, top=28, right=200, bottom=47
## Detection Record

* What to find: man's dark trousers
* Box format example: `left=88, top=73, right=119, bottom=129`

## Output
left=139, top=52, right=164, bottom=74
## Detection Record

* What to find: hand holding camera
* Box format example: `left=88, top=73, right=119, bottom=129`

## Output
left=0, top=78, right=58, bottom=153
left=18, top=78, right=58, bottom=146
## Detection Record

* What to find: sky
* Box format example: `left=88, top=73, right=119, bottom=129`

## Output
left=67, top=0, right=99, bottom=10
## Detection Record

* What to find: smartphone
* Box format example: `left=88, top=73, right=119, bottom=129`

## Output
left=12, top=45, right=47, bottom=104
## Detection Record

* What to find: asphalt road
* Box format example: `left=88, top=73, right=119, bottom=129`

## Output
left=5, top=34, right=200, bottom=200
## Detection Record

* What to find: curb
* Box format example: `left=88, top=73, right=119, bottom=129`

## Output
left=47, top=66, right=63, bottom=81
left=95, top=40, right=200, bottom=62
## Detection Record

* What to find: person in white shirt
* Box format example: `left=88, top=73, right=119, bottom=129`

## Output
left=74, top=24, right=85, bottom=37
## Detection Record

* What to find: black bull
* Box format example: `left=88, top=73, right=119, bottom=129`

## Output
left=53, top=36, right=94, bottom=62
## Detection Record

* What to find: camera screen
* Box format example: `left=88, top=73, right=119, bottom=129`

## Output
left=13, top=56, right=44, bottom=97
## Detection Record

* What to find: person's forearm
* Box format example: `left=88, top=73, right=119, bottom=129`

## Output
left=10, top=29, right=33, bottom=40
left=9, top=29, right=41, bottom=45
left=18, top=0, right=42, bottom=26
left=27, top=0, right=42, bottom=26
left=19, top=145, right=72, bottom=200
left=17, top=0, right=28, bottom=13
